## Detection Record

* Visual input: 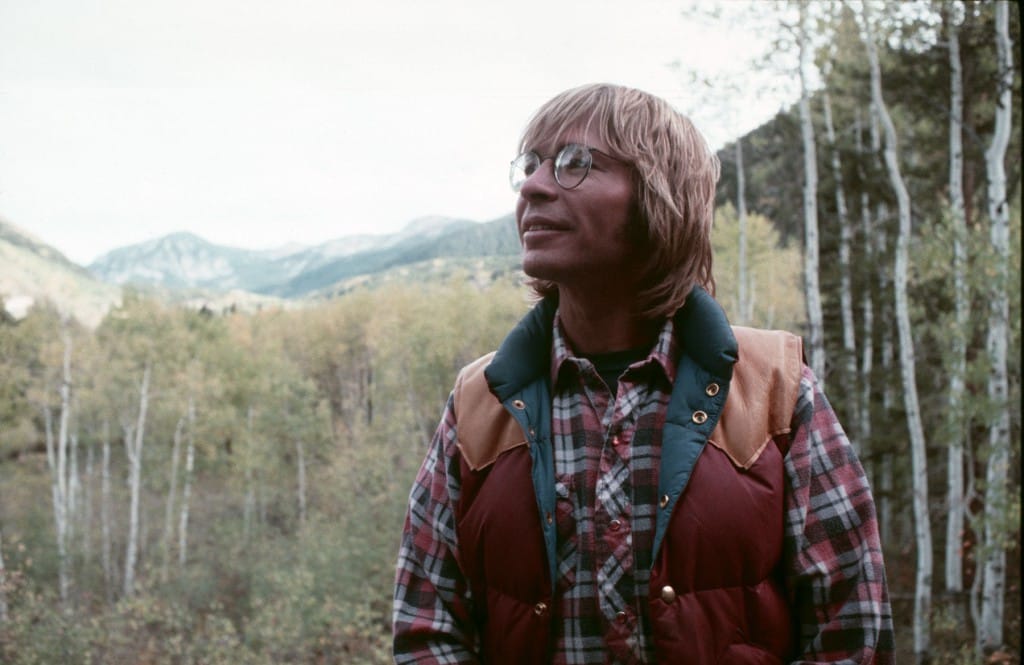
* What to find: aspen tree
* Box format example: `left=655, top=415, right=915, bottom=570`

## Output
left=160, top=415, right=185, bottom=582
left=0, top=527, right=8, bottom=623
left=979, top=0, right=1014, bottom=653
left=854, top=105, right=876, bottom=485
left=797, top=0, right=826, bottom=384
left=943, top=0, right=968, bottom=606
left=858, top=2, right=933, bottom=658
left=178, top=396, right=196, bottom=569
left=101, top=420, right=114, bottom=604
left=42, top=322, right=74, bottom=607
left=122, top=361, right=150, bottom=598
left=821, top=51, right=858, bottom=452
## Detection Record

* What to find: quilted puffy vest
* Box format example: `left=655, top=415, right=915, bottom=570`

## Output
left=451, top=290, right=803, bottom=664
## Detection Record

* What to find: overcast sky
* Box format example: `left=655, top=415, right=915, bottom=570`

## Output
left=0, top=0, right=795, bottom=265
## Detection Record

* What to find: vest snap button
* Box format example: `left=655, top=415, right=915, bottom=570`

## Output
left=705, top=383, right=720, bottom=397
left=692, top=410, right=708, bottom=424
left=659, top=494, right=670, bottom=509
left=661, top=585, right=677, bottom=604
left=546, top=511, right=553, bottom=525
left=615, top=610, right=628, bottom=624
left=533, top=601, right=548, bottom=616
left=512, top=399, right=526, bottom=410
left=609, top=519, right=622, bottom=532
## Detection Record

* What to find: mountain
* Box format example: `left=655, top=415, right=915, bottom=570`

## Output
left=0, top=218, right=121, bottom=327
left=267, top=215, right=519, bottom=297
left=89, top=214, right=521, bottom=297
left=88, top=231, right=282, bottom=291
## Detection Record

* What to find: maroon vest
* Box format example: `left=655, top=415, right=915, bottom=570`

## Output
left=453, top=327, right=803, bottom=664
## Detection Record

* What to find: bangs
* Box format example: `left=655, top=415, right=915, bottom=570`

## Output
left=518, top=85, right=622, bottom=157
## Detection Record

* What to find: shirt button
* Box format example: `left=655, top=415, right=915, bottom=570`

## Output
left=659, top=494, right=670, bottom=509
left=533, top=601, right=548, bottom=616
left=612, top=435, right=621, bottom=446
left=609, top=519, right=622, bottom=532
left=616, top=611, right=628, bottom=624
left=705, top=383, right=720, bottom=396
left=692, top=410, right=708, bottom=424
left=661, top=586, right=677, bottom=603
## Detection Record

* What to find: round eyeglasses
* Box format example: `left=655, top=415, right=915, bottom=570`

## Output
left=509, top=143, right=621, bottom=192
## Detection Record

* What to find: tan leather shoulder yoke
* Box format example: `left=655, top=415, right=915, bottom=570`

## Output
left=453, top=352, right=529, bottom=471
left=708, top=327, right=803, bottom=469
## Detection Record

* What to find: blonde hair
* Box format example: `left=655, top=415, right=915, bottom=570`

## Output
left=518, top=83, right=720, bottom=319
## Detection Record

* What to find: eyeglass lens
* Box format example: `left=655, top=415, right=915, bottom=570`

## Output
left=509, top=144, right=593, bottom=192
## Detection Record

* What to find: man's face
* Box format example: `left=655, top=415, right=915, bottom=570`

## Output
left=515, top=128, right=641, bottom=293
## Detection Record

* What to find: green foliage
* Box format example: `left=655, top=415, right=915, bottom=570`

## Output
left=0, top=277, right=532, bottom=664
left=711, top=202, right=805, bottom=330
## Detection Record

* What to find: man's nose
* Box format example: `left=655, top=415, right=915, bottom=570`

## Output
left=519, top=158, right=559, bottom=199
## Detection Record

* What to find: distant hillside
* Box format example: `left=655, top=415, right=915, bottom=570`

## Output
left=89, top=214, right=521, bottom=298
left=0, top=218, right=121, bottom=327
left=88, top=231, right=285, bottom=291
left=269, top=214, right=519, bottom=297
left=311, top=254, right=526, bottom=300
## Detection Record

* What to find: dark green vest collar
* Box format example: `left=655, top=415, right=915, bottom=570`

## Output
left=484, top=286, right=738, bottom=399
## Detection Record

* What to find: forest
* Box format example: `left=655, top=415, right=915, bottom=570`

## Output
left=0, top=2, right=1021, bottom=664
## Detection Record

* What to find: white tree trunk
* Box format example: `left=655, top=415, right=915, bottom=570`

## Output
left=798, top=1, right=826, bottom=385
left=56, top=328, right=72, bottom=607
left=296, top=440, right=308, bottom=527
left=83, top=441, right=94, bottom=564
left=979, top=1, right=1013, bottom=652
left=178, top=396, right=196, bottom=569
left=68, top=431, right=80, bottom=553
left=871, top=99, right=895, bottom=547
left=161, top=416, right=185, bottom=582
left=43, top=325, right=74, bottom=607
left=243, top=406, right=256, bottom=541
left=855, top=106, right=875, bottom=481
left=860, top=4, right=933, bottom=658
left=101, top=421, right=114, bottom=604
left=736, top=138, right=752, bottom=324
left=123, top=362, right=151, bottom=598
left=944, top=7, right=968, bottom=600
left=822, top=73, right=858, bottom=452
left=0, top=527, right=9, bottom=623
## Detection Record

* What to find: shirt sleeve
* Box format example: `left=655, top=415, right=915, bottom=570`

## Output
left=783, top=366, right=896, bottom=664
left=392, top=394, right=479, bottom=664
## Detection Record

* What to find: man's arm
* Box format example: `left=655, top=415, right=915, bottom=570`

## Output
left=783, top=366, right=895, bottom=664
left=393, top=394, right=479, bottom=665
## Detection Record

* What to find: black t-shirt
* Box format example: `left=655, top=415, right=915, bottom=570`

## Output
left=582, top=346, right=651, bottom=396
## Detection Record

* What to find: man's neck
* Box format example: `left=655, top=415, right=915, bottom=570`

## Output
left=557, top=291, right=661, bottom=355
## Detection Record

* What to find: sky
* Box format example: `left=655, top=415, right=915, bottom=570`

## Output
left=0, top=0, right=796, bottom=266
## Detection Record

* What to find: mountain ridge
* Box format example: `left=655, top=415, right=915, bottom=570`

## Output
left=87, top=214, right=519, bottom=298
left=0, top=217, right=121, bottom=327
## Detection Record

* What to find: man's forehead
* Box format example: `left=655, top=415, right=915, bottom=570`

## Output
left=526, top=124, right=615, bottom=155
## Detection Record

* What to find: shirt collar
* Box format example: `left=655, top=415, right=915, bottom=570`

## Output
left=550, top=312, right=679, bottom=387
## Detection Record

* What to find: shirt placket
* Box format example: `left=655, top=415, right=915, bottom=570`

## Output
left=585, top=370, right=645, bottom=663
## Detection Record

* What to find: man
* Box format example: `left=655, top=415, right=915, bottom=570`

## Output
left=393, top=83, right=894, bottom=664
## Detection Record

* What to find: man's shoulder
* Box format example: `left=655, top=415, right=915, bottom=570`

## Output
left=453, top=352, right=528, bottom=471
left=706, top=326, right=804, bottom=468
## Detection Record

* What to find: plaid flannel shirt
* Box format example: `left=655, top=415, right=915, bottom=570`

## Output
left=393, top=317, right=894, bottom=664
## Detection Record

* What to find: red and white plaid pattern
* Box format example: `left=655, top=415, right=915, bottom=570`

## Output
left=393, top=316, right=894, bottom=664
